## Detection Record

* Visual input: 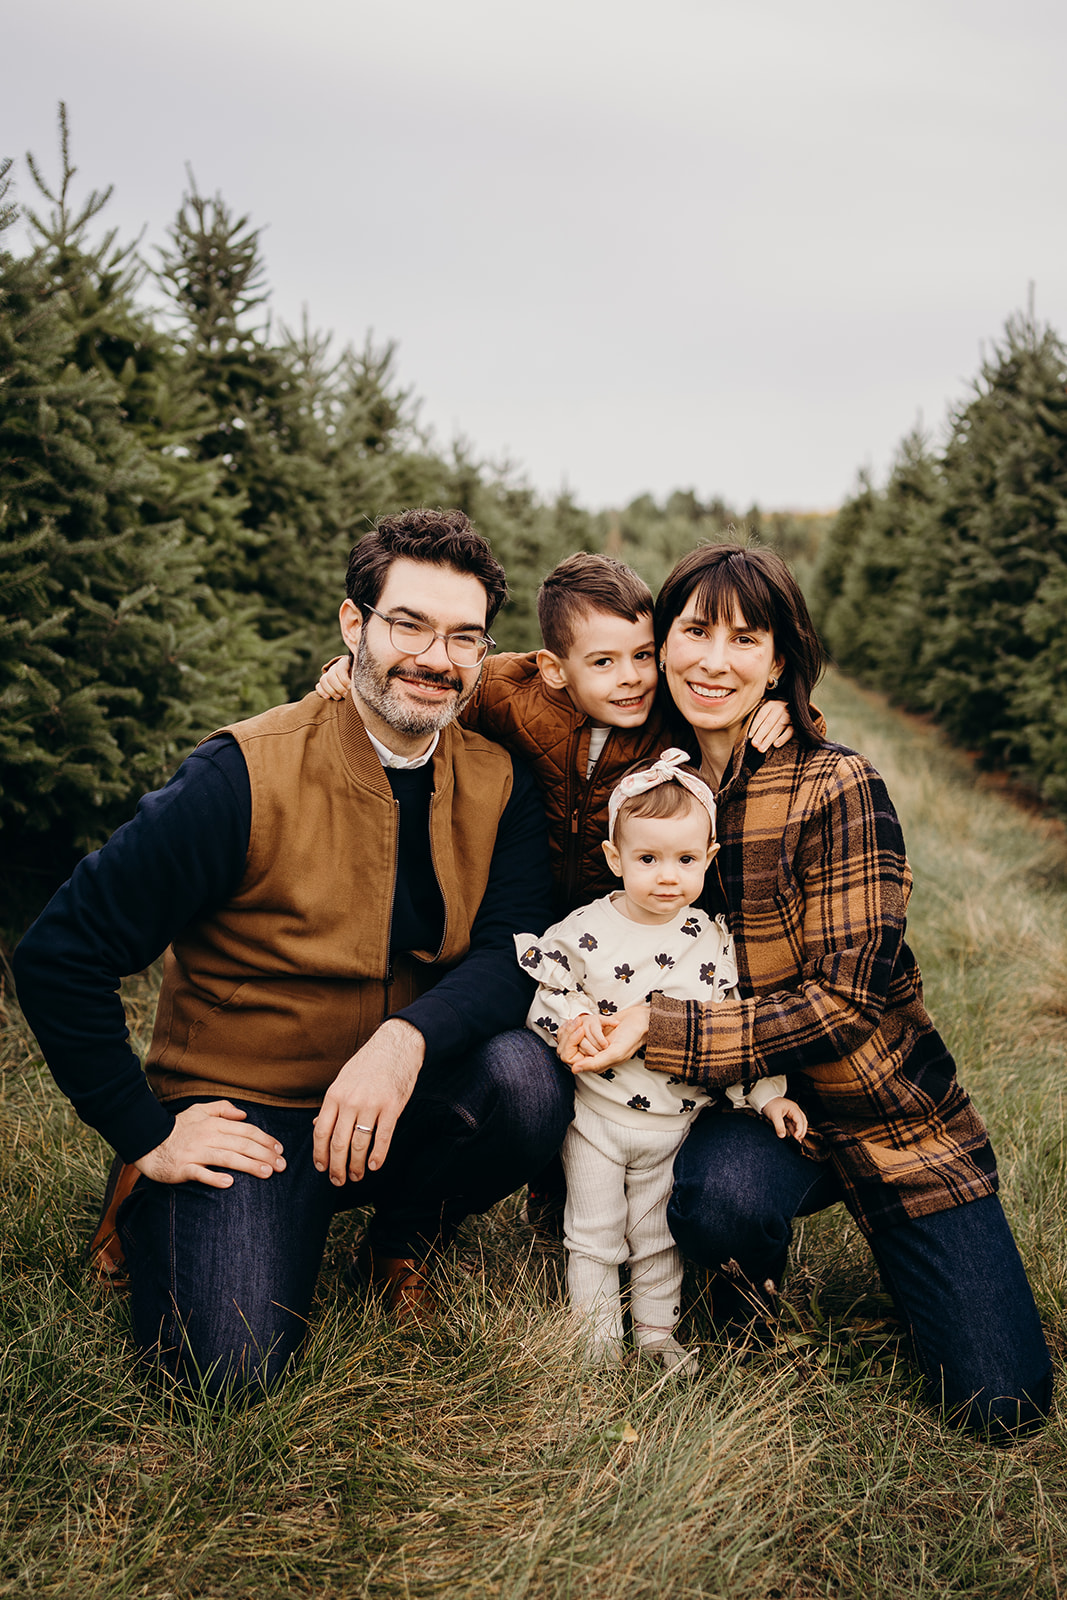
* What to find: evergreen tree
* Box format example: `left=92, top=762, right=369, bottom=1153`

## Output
left=0, top=110, right=281, bottom=895
left=809, top=306, right=1067, bottom=809
left=922, top=313, right=1067, bottom=763
left=158, top=187, right=374, bottom=692
left=815, top=434, right=945, bottom=699
left=1014, top=537, right=1067, bottom=806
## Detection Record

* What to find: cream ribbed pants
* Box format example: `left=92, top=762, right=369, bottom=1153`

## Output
left=561, top=1096, right=688, bottom=1345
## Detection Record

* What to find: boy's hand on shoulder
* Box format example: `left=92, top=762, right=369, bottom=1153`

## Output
left=749, top=699, right=793, bottom=751
left=761, top=1096, right=808, bottom=1141
left=315, top=656, right=351, bottom=701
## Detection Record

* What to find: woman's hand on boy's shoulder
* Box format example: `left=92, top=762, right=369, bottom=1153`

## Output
left=749, top=699, right=793, bottom=751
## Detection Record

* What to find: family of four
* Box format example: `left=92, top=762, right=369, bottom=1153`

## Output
left=14, top=507, right=1052, bottom=1437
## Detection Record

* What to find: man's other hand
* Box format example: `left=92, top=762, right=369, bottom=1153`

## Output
left=134, top=1101, right=286, bottom=1187
left=313, top=1018, right=425, bottom=1185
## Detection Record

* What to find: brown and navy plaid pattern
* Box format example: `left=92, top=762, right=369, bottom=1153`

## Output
left=645, top=738, right=998, bottom=1236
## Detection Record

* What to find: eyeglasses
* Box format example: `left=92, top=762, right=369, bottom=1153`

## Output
left=362, top=605, right=495, bottom=667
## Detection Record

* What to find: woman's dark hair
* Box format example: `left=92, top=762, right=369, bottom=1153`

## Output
left=654, top=542, right=825, bottom=746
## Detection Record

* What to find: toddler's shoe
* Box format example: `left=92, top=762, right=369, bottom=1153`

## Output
left=637, top=1335, right=700, bottom=1376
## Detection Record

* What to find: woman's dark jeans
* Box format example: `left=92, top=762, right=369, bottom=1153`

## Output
left=669, top=1111, right=1052, bottom=1440
left=118, top=1030, right=572, bottom=1399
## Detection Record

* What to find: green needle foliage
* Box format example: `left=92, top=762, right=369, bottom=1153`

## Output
left=812, top=306, right=1067, bottom=811
left=0, top=111, right=285, bottom=906
left=1, top=109, right=835, bottom=922
left=156, top=185, right=354, bottom=696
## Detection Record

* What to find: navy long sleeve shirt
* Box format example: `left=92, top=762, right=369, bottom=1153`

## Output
left=14, top=734, right=552, bottom=1162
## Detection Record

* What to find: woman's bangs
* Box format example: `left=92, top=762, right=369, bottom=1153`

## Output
left=689, top=556, right=776, bottom=634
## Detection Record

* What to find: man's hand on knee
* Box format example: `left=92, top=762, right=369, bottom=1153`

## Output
left=134, top=1101, right=286, bottom=1187
left=313, top=1018, right=425, bottom=1186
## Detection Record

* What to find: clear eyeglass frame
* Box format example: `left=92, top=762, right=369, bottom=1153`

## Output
left=362, top=605, right=495, bottom=667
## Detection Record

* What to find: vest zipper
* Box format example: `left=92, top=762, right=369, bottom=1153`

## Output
left=559, top=726, right=586, bottom=909
left=384, top=796, right=399, bottom=1005
left=560, top=727, right=612, bottom=908
left=426, top=780, right=448, bottom=963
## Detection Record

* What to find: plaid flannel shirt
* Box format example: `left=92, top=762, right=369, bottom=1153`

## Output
left=645, top=736, right=998, bottom=1235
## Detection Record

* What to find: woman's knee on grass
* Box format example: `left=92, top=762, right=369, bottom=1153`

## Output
left=666, top=1169, right=793, bottom=1275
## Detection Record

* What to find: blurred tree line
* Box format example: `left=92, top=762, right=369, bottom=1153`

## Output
left=3, top=111, right=817, bottom=924
left=810, top=305, right=1067, bottom=811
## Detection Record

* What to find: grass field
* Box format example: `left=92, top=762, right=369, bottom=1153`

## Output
left=2, top=670, right=1066, bottom=1598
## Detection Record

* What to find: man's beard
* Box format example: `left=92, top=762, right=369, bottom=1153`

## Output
left=350, top=632, right=479, bottom=737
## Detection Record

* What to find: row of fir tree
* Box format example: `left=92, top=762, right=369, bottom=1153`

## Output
left=810, top=305, right=1067, bottom=812
left=1, top=113, right=820, bottom=929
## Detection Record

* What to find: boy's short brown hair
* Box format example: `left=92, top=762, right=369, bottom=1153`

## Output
left=537, top=552, right=654, bottom=657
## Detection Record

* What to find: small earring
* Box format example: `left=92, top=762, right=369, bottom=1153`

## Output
left=767, top=676, right=778, bottom=690
left=658, top=656, right=666, bottom=670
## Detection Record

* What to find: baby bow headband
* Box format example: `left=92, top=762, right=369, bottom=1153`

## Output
left=607, top=748, right=717, bottom=842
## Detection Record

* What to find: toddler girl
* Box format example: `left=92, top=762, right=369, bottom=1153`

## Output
left=515, top=749, right=807, bottom=1371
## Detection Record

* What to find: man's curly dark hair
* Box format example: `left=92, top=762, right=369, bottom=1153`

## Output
left=345, top=508, right=508, bottom=628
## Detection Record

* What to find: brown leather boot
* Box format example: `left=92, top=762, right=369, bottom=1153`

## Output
left=350, top=1243, right=437, bottom=1329
left=88, top=1155, right=142, bottom=1288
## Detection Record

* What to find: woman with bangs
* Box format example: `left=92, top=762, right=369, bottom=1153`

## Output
left=559, top=541, right=1051, bottom=1439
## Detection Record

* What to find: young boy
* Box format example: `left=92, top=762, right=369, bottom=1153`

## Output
left=317, top=551, right=790, bottom=915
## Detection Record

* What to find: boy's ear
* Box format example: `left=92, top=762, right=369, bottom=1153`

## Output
left=536, top=648, right=569, bottom=691
left=601, top=838, right=623, bottom=878
left=339, top=599, right=363, bottom=655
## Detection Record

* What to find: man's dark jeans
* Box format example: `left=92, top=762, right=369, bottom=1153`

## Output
left=669, top=1111, right=1052, bottom=1439
left=118, top=1030, right=572, bottom=1398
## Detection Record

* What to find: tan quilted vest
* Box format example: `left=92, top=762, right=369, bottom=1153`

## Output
left=146, top=692, right=515, bottom=1107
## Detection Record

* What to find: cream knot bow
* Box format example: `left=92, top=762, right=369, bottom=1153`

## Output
left=607, top=747, right=717, bottom=841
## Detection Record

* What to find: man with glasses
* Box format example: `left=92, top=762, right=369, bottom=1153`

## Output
left=15, top=508, right=571, bottom=1397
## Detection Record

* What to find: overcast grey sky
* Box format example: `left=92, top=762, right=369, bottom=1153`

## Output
left=4, top=0, right=1065, bottom=512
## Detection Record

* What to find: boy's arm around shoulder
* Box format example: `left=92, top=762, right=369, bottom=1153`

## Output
left=461, top=651, right=578, bottom=751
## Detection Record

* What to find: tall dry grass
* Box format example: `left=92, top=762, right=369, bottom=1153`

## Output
left=1, top=670, right=1065, bottom=1598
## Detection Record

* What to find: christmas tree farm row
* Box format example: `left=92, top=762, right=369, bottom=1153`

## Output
left=1, top=111, right=822, bottom=918
left=810, top=308, right=1067, bottom=812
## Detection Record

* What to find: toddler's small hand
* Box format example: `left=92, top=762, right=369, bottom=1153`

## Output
left=557, top=1013, right=608, bottom=1067
left=762, top=1096, right=808, bottom=1141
